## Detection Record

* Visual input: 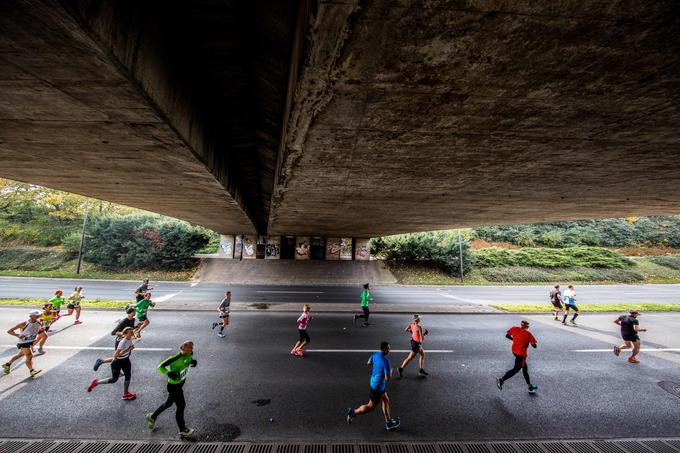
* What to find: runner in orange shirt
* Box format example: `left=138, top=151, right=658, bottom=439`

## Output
left=496, top=320, right=538, bottom=393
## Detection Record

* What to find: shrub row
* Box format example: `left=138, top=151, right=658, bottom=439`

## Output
left=480, top=266, right=644, bottom=283
left=473, top=246, right=633, bottom=269
left=648, top=255, right=680, bottom=270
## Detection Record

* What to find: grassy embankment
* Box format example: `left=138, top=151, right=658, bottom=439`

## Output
left=492, top=303, right=680, bottom=313
left=0, top=298, right=131, bottom=309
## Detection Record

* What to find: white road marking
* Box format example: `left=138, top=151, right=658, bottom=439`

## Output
left=256, top=291, right=324, bottom=294
left=190, top=282, right=199, bottom=287
left=154, top=293, right=178, bottom=302
left=305, top=349, right=454, bottom=353
left=0, top=345, right=171, bottom=351
left=439, top=294, right=496, bottom=305
left=575, top=348, right=680, bottom=352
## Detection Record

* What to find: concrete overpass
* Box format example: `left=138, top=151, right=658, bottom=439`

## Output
left=1, top=1, right=679, bottom=237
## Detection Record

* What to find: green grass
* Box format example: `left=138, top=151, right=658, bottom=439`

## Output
left=493, top=303, right=680, bottom=312
left=0, top=298, right=132, bottom=309
left=0, top=268, right=193, bottom=281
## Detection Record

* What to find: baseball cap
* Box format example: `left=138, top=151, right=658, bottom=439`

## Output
left=29, top=310, right=41, bottom=317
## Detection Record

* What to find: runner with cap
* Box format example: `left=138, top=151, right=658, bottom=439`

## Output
left=496, top=320, right=538, bottom=393
left=613, top=310, right=647, bottom=363
left=87, top=327, right=137, bottom=400
left=397, top=314, right=429, bottom=378
left=2, top=310, right=43, bottom=377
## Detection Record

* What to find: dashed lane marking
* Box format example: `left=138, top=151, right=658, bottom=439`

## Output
left=256, top=290, right=324, bottom=294
left=575, top=348, right=680, bottom=352
left=0, top=345, right=171, bottom=351
left=305, top=349, right=454, bottom=353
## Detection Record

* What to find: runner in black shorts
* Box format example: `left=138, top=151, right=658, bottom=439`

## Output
left=549, top=285, right=564, bottom=321
left=613, top=310, right=646, bottom=363
left=397, top=314, right=428, bottom=377
left=2, top=310, right=43, bottom=378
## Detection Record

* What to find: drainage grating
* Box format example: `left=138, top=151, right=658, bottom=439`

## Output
left=357, top=444, right=382, bottom=453
left=657, top=382, right=680, bottom=399
left=491, top=444, right=518, bottom=453
left=385, top=444, right=411, bottom=453
left=134, top=444, right=165, bottom=453
left=276, top=445, right=301, bottom=453
left=641, top=442, right=679, bottom=453
left=466, top=444, right=492, bottom=453
left=332, top=445, right=354, bottom=453
left=567, top=442, right=601, bottom=453
left=192, top=445, right=220, bottom=453
left=13, top=440, right=55, bottom=453
left=48, top=442, right=84, bottom=453
left=516, top=443, right=545, bottom=453
left=618, top=442, right=655, bottom=453
left=106, top=443, right=138, bottom=453
left=593, top=443, right=628, bottom=453
left=304, top=445, right=327, bottom=453
left=541, top=444, right=571, bottom=453
left=414, top=445, right=437, bottom=453
left=220, top=445, right=248, bottom=453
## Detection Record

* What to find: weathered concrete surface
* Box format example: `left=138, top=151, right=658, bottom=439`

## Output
left=269, top=1, right=680, bottom=236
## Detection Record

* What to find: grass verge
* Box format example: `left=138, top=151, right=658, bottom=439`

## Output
left=0, top=269, right=193, bottom=281
left=493, top=303, right=680, bottom=313
left=0, top=298, right=131, bottom=309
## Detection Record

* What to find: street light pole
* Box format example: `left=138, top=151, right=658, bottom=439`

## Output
left=457, top=228, right=464, bottom=283
left=76, top=197, right=90, bottom=275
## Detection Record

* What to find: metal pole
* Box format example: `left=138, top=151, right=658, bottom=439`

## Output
left=76, top=197, right=90, bottom=274
left=457, top=228, right=464, bottom=283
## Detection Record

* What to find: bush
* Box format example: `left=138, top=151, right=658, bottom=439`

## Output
left=474, top=246, right=633, bottom=269
left=538, top=230, right=563, bottom=248
left=649, top=255, right=680, bottom=270
left=481, top=266, right=644, bottom=283
left=83, top=215, right=211, bottom=270
left=61, top=231, right=82, bottom=256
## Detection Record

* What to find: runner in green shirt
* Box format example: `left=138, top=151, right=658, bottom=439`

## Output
left=48, top=289, right=66, bottom=322
left=146, top=341, right=197, bottom=438
left=133, top=292, right=155, bottom=336
left=353, top=283, right=373, bottom=327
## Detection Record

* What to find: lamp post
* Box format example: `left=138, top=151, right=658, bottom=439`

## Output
left=76, top=197, right=90, bottom=275
left=457, top=228, right=464, bottom=283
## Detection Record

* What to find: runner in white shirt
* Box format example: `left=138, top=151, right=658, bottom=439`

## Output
left=2, top=310, right=43, bottom=377
left=561, top=285, right=579, bottom=325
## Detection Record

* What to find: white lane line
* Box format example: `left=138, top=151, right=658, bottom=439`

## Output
left=305, top=349, right=454, bottom=353
left=439, top=294, right=496, bottom=305
left=190, top=282, right=199, bottom=287
left=256, top=291, right=324, bottom=294
left=574, top=348, right=680, bottom=352
left=0, top=345, right=171, bottom=351
left=154, top=293, right=179, bottom=302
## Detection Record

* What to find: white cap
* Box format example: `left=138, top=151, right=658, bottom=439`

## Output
left=29, top=310, right=41, bottom=317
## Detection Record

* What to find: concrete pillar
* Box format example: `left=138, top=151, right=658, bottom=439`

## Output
left=354, top=238, right=371, bottom=260
left=234, top=235, right=243, bottom=259
left=243, top=235, right=257, bottom=259
left=295, top=236, right=311, bottom=260
left=340, top=237, right=353, bottom=260
left=218, top=234, right=234, bottom=258
left=325, top=237, right=340, bottom=260
left=265, top=235, right=281, bottom=259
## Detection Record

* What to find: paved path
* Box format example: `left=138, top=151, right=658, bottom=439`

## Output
left=0, top=277, right=678, bottom=306
left=1, top=308, right=680, bottom=442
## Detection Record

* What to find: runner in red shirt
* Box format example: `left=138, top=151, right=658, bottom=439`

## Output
left=496, top=320, right=538, bottom=393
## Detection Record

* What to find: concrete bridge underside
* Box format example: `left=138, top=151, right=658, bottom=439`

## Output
left=1, top=1, right=679, bottom=236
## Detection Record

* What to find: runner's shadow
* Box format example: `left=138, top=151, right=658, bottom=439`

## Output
left=0, top=374, right=34, bottom=395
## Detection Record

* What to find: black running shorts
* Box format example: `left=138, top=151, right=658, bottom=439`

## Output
left=410, top=339, right=422, bottom=353
left=369, top=387, right=385, bottom=404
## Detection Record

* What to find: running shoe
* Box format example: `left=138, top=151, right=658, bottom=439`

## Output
left=55, top=313, right=61, bottom=320
left=217, top=332, right=225, bottom=338
left=212, top=322, right=219, bottom=330
left=613, top=346, right=621, bottom=357
left=496, top=378, right=503, bottom=390
left=145, top=413, right=156, bottom=430
left=74, top=320, right=83, bottom=325
left=2, top=363, right=10, bottom=375
left=528, top=384, right=538, bottom=393
left=93, top=358, right=104, bottom=371
left=37, top=348, right=45, bottom=355
left=569, top=320, right=577, bottom=325
left=30, top=369, right=42, bottom=378
left=346, top=408, right=355, bottom=424
left=290, top=348, right=297, bottom=355
left=87, top=379, right=98, bottom=392
left=418, top=368, right=429, bottom=376
left=179, top=428, right=195, bottom=438
left=397, top=367, right=403, bottom=378
left=362, top=322, right=370, bottom=327
left=385, top=418, right=400, bottom=431
left=628, top=357, right=640, bottom=363
left=294, top=349, right=304, bottom=357
left=121, top=392, right=137, bottom=400
left=353, top=314, right=358, bottom=324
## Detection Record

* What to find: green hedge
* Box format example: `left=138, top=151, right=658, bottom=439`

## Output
left=481, top=266, right=644, bottom=283
left=649, top=255, right=680, bottom=270
left=474, top=246, right=633, bottom=269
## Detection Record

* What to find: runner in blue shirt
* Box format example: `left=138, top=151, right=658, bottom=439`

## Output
left=346, top=341, right=400, bottom=431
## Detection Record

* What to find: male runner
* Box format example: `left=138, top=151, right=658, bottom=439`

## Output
left=549, top=285, right=564, bottom=321
left=87, top=327, right=137, bottom=400
left=48, top=289, right=66, bottom=322
left=496, top=320, right=538, bottom=393
left=346, top=341, right=400, bottom=431
left=2, top=310, right=43, bottom=377
left=613, top=310, right=647, bottom=363
left=63, top=286, right=84, bottom=324
left=146, top=340, right=197, bottom=438
left=211, top=291, right=231, bottom=338
left=134, top=292, right=155, bottom=335
left=135, top=279, right=153, bottom=302
left=397, top=314, right=429, bottom=377
left=93, top=307, right=136, bottom=371
left=353, top=283, right=373, bottom=327
left=561, top=285, right=579, bottom=325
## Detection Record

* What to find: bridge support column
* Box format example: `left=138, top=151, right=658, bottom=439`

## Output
left=354, top=238, right=370, bottom=260
left=325, top=238, right=340, bottom=260
left=265, top=236, right=281, bottom=259
left=243, top=235, right=257, bottom=259
left=295, top=236, right=311, bottom=260
left=218, top=235, right=234, bottom=258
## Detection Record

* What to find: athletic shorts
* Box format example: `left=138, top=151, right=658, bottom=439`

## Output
left=369, top=387, right=385, bottom=404
left=219, top=312, right=230, bottom=318
left=622, top=334, right=640, bottom=342
left=551, top=301, right=563, bottom=309
left=410, top=339, right=422, bottom=353
left=298, top=329, right=310, bottom=343
left=564, top=304, right=578, bottom=312
left=137, top=315, right=148, bottom=322
left=67, top=303, right=76, bottom=309
left=17, top=341, right=34, bottom=350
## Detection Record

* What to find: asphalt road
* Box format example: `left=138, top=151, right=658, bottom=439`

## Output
left=1, top=308, right=680, bottom=442
left=0, top=277, right=678, bottom=306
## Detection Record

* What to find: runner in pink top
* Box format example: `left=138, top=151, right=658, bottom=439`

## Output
left=397, top=314, right=429, bottom=378
left=291, top=305, right=313, bottom=357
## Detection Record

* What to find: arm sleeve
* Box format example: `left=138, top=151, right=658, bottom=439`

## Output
left=157, top=352, right=182, bottom=374
left=111, top=319, right=126, bottom=336
left=530, top=333, right=537, bottom=345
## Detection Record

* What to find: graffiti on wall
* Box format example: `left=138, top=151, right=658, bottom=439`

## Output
left=265, top=243, right=280, bottom=258
left=340, top=238, right=353, bottom=260
left=220, top=240, right=233, bottom=257
left=295, top=240, right=310, bottom=259
left=243, top=236, right=256, bottom=258
left=355, top=241, right=370, bottom=260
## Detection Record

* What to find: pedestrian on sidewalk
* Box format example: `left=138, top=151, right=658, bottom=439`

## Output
left=87, top=327, right=137, bottom=400
left=2, top=310, right=43, bottom=378
left=211, top=291, right=231, bottom=338
left=496, top=320, right=538, bottom=393
left=549, top=285, right=564, bottom=321
left=561, top=285, right=579, bottom=325
left=48, top=289, right=66, bottom=323
left=346, top=341, right=400, bottom=431
left=398, top=314, right=429, bottom=378
left=35, top=303, right=56, bottom=354
left=353, top=283, right=373, bottom=327
left=146, top=340, right=197, bottom=438
left=613, top=310, right=646, bottom=363
left=135, top=279, right=153, bottom=303
left=93, top=307, right=137, bottom=371
left=291, top=304, right=313, bottom=357
left=134, top=292, right=156, bottom=336
left=63, top=286, right=84, bottom=324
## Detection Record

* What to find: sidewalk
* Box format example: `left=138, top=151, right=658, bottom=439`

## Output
left=158, top=301, right=503, bottom=313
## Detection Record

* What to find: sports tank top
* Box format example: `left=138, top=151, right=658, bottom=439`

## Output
left=411, top=322, right=423, bottom=342
left=20, top=320, right=41, bottom=342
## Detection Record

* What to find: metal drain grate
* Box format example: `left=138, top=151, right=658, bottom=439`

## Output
left=491, top=444, right=518, bottom=453
left=357, top=444, right=382, bottom=453
left=515, top=443, right=545, bottom=453
left=276, top=445, right=301, bottom=453
left=135, top=444, right=165, bottom=453
left=658, top=382, right=680, bottom=399
left=106, top=443, right=138, bottom=453
left=439, top=445, right=463, bottom=453
left=332, top=445, right=354, bottom=453
left=221, top=444, right=248, bottom=453
left=593, top=442, right=628, bottom=453
left=466, top=444, right=492, bottom=453
left=192, top=445, right=220, bottom=453
left=642, top=442, right=678, bottom=453
left=385, top=444, right=411, bottom=453
left=619, top=442, right=655, bottom=453
left=567, top=442, right=601, bottom=453
left=540, top=443, right=571, bottom=453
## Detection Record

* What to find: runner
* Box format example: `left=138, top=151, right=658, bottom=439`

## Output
left=397, top=314, right=429, bottom=378
left=87, top=327, right=137, bottom=400
left=145, top=340, right=197, bottom=438
left=613, top=310, right=647, bottom=363
left=291, top=304, right=312, bottom=357
left=48, top=289, right=66, bottom=323
left=93, top=307, right=137, bottom=371
left=211, top=291, right=231, bottom=338
left=346, top=341, right=400, bottom=431
left=496, top=320, right=538, bottom=393
left=353, top=283, right=372, bottom=327
left=549, top=284, right=564, bottom=321
left=134, top=292, right=155, bottom=335
left=2, top=310, right=43, bottom=378
left=135, top=279, right=153, bottom=303
left=561, top=284, right=579, bottom=325
left=35, top=303, right=56, bottom=354
left=63, top=286, right=84, bottom=324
